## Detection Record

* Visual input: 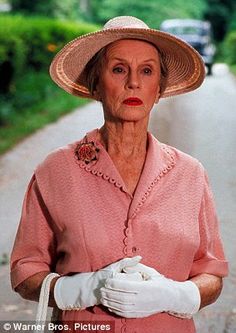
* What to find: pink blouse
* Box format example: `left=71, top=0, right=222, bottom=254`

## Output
left=10, top=129, right=228, bottom=333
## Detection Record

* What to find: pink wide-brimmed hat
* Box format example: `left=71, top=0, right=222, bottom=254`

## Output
left=50, top=16, right=205, bottom=99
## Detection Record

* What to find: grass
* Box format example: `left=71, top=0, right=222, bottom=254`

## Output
left=230, top=64, right=236, bottom=76
left=0, top=71, right=90, bottom=155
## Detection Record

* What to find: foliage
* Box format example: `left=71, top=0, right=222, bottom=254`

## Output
left=0, top=70, right=89, bottom=154
left=90, top=0, right=207, bottom=28
left=222, top=30, right=236, bottom=65
left=227, top=10, right=236, bottom=32
left=0, top=14, right=96, bottom=152
left=203, top=0, right=236, bottom=41
left=230, top=64, right=236, bottom=75
left=9, top=0, right=82, bottom=20
left=0, top=14, right=98, bottom=94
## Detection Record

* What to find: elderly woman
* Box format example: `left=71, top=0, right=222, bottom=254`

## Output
left=10, top=16, right=228, bottom=333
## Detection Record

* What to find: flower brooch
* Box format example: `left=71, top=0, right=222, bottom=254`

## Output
left=75, top=140, right=100, bottom=164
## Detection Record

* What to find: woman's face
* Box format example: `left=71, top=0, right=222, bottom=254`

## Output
left=95, top=39, right=161, bottom=123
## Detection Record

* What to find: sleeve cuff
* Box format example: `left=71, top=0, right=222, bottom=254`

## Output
left=11, top=262, right=51, bottom=290
left=189, top=259, right=229, bottom=278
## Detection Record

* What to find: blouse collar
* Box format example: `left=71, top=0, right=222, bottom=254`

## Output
left=75, top=129, right=176, bottom=215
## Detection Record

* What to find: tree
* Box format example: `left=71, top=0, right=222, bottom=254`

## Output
left=80, top=0, right=90, bottom=14
left=9, top=0, right=82, bottom=20
left=203, top=0, right=236, bottom=41
left=89, top=0, right=206, bottom=28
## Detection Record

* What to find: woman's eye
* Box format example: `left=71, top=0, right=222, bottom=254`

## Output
left=112, top=67, right=124, bottom=74
left=143, top=68, right=152, bottom=75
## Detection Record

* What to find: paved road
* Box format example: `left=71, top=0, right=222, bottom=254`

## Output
left=0, top=64, right=235, bottom=332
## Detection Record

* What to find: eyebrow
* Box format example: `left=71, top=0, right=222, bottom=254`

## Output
left=110, top=57, right=159, bottom=64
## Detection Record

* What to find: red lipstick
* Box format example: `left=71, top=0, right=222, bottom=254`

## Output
left=123, top=97, right=143, bottom=106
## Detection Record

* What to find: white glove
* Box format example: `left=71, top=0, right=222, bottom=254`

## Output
left=54, top=256, right=141, bottom=310
left=112, top=271, right=143, bottom=282
left=123, top=262, right=163, bottom=280
left=101, top=263, right=201, bottom=319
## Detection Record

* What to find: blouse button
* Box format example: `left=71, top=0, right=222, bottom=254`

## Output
left=132, top=246, right=137, bottom=253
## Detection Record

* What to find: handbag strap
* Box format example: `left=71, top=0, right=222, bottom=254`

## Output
left=34, top=273, right=60, bottom=332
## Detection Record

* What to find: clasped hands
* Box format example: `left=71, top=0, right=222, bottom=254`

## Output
left=54, top=256, right=200, bottom=318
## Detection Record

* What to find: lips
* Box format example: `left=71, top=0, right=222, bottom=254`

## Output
left=123, top=97, right=143, bottom=106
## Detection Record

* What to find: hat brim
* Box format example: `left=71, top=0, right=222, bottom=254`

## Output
left=49, top=28, right=205, bottom=99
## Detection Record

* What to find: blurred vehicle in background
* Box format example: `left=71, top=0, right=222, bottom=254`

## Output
left=160, top=19, right=216, bottom=75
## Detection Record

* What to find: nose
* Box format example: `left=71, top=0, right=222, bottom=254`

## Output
left=126, top=70, right=140, bottom=90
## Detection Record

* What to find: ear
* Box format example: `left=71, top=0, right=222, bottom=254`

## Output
left=155, top=88, right=161, bottom=104
left=93, top=87, right=101, bottom=101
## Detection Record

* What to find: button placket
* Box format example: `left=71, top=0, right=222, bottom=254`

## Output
left=122, top=145, right=177, bottom=257
left=123, top=219, right=133, bottom=256
left=130, top=151, right=176, bottom=219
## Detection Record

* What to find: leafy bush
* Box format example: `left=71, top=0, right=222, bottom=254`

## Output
left=9, top=0, right=82, bottom=20
left=0, top=14, right=97, bottom=152
left=222, top=30, right=236, bottom=65
left=93, top=0, right=206, bottom=28
left=0, top=70, right=89, bottom=153
left=0, top=14, right=99, bottom=94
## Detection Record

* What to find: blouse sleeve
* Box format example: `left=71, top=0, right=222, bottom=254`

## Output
left=10, top=174, right=57, bottom=290
left=189, top=171, right=228, bottom=278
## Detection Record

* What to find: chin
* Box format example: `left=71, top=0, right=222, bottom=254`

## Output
left=120, top=108, right=150, bottom=122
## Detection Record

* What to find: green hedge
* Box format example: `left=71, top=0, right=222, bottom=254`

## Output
left=0, top=15, right=99, bottom=154
left=223, top=30, right=236, bottom=65
left=0, top=70, right=89, bottom=154
left=0, top=14, right=99, bottom=94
